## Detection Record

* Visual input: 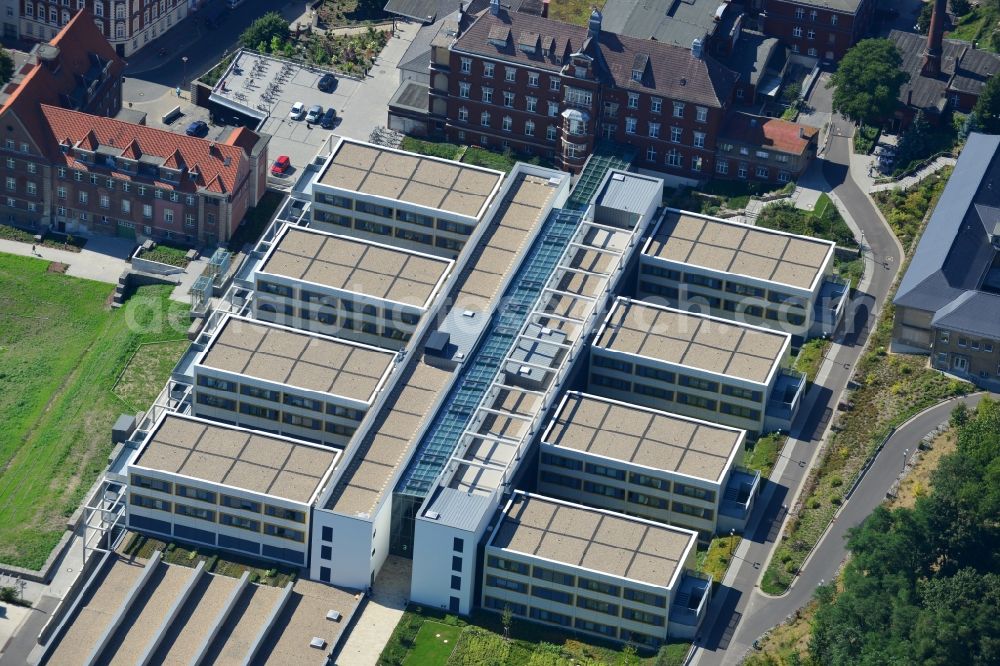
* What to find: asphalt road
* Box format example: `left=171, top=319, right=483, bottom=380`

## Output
left=0, top=595, right=58, bottom=666
left=691, top=115, right=908, bottom=664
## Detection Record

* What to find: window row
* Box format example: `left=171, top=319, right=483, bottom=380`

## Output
left=194, top=392, right=359, bottom=438
left=484, top=567, right=667, bottom=608
left=196, top=375, right=365, bottom=420
left=130, top=491, right=306, bottom=535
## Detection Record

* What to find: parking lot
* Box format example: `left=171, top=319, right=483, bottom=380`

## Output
left=134, top=21, right=420, bottom=186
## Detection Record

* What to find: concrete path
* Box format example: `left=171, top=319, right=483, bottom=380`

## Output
left=869, top=156, right=956, bottom=193
left=0, top=596, right=58, bottom=666
left=0, top=237, right=131, bottom=284
left=334, top=556, right=411, bottom=666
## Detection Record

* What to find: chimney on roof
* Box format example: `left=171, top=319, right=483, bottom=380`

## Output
left=923, top=0, right=946, bottom=77
left=542, top=0, right=549, bottom=18
left=692, top=38, right=704, bottom=59
left=588, top=8, right=602, bottom=40
left=799, top=126, right=805, bottom=139
left=907, top=89, right=913, bottom=106
left=489, top=0, right=499, bottom=16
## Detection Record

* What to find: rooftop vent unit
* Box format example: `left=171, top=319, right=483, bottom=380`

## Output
left=326, top=609, right=342, bottom=621
left=309, top=637, right=326, bottom=649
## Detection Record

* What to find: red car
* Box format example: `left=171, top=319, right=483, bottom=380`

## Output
left=271, top=155, right=290, bottom=175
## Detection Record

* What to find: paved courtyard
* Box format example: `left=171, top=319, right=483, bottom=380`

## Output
left=334, top=556, right=410, bottom=666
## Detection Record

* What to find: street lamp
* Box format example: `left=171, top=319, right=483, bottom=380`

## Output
left=729, top=528, right=736, bottom=557
left=181, top=55, right=188, bottom=88
left=902, top=448, right=909, bottom=473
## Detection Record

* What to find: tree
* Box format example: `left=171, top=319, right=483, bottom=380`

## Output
left=828, top=39, right=909, bottom=126
left=917, top=1, right=933, bottom=34
left=951, top=0, right=971, bottom=16
left=500, top=603, right=512, bottom=641
left=0, top=49, right=13, bottom=86
left=240, top=12, right=289, bottom=51
left=974, top=74, right=1000, bottom=134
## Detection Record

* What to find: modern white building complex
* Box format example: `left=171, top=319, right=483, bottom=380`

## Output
left=253, top=225, right=454, bottom=350
left=537, top=392, right=759, bottom=537
left=125, top=413, right=340, bottom=566
left=310, top=137, right=505, bottom=258
left=638, top=211, right=850, bottom=341
left=191, top=315, right=396, bottom=446
left=590, top=298, right=804, bottom=433
left=482, top=492, right=711, bottom=647
left=98, top=136, right=849, bottom=654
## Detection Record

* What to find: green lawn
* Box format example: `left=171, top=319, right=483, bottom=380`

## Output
left=139, top=243, right=190, bottom=268
left=755, top=195, right=857, bottom=249
left=793, top=338, right=832, bottom=384
left=228, top=190, right=284, bottom=251
left=742, top=432, right=786, bottom=478
left=699, top=535, right=741, bottom=583
left=873, top=167, right=953, bottom=251
left=379, top=608, right=688, bottom=666
left=548, top=0, right=597, bottom=26
left=112, top=339, right=190, bottom=412
left=0, top=254, right=188, bottom=569
left=947, top=5, right=998, bottom=50
left=403, top=621, right=460, bottom=665
left=401, top=136, right=462, bottom=161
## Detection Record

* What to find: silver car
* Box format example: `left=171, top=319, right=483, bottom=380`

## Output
left=305, top=104, right=323, bottom=123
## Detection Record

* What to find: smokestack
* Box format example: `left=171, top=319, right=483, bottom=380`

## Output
left=692, top=38, right=704, bottom=59
left=541, top=0, right=549, bottom=18
left=490, top=0, right=499, bottom=16
left=588, top=8, right=602, bottom=40
left=923, top=0, right=946, bottom=77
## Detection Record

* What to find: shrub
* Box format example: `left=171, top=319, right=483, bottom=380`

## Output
left=0, top=586, right=18, bottom=603
left=809, top=498, right=821, bottom=509
left=830, top=476, right=843, bottom=487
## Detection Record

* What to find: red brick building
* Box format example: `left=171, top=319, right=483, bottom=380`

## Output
left=432, top=5, right=738, bottom=182
left=0, top=11, right=268, bottom=244
left=761, top=0, right=874, bottom=61
left=20, top=0, right=189, bottom=57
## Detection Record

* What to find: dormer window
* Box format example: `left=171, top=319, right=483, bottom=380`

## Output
left=75, top=149, right=93, bottom=163
left=487, top=25, right=510, bottom=48
left=632, top=69, right=642, bottom=82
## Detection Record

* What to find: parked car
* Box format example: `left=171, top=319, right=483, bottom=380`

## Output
left=305, top=104, right=323, bottom=123
left=320, top=108, right=337, bottom=129
left=185, top=120, right=208, bottom=137
left=317, top=73, right=337, bottom=92
left=289, top=102, right=305, bottom=120
left=271, top=155, right=291, bottom=175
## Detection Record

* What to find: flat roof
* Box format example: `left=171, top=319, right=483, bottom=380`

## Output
left=326, top=361, right=452, bottom=515
left=250, top=579, right=362, bottom=665
left=644, top=211, right=834, bottom=290
left=594, top=298, right=789, bottom=385
left=199, top=316, right=394, bottom=402
left=133, top=414, right=339, bottom=504
left=318, top=137, right=503, bottom=218
left=259, top=226, right=452, bottom=308
left=490, top=493, right=695, bottom=589
left=544, top=392, right=745, bottom=483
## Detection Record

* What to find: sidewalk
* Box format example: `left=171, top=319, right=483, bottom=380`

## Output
left=869, top=155, right=956, bottom=193
left=0, top=236, right=131, bottom=283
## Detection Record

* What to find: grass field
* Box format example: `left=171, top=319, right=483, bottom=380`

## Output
left=112, top=339, right=190, bottom=411
left=699, top=535, right=741, bottom=583
left=0, top=253, right=189, bottom=569
left=403, top=621, right=460, bottom=665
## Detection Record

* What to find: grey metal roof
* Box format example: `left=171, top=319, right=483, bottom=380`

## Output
left=720, top=30, right=784, bottom=87
left=398, top=21, right=439, bottom=72
left=383, top=0, right=496, bottom=23
left=780, top=0, right=864, bottom=10
left=595, top=171, right=663, bottom=214
left=422, top=485, right=494, bottom=531
left=891, top=30, right=1000, bottom=112
left=895, top=133, right=1000, bottom=314
left=601, top=0, right=722, bottom=48
left=931, top=291, right=1000, bottom=338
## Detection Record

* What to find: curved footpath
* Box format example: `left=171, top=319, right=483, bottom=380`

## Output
left=727, top=392, right=989, bottom=662
left=690, top=113, right=911, bottom=666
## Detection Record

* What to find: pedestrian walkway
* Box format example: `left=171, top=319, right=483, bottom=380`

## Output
left=869, top=155, right=956, bottom=193
left=334, top=556, right=410, bottom=666
left=0, top=236, right=131, bottom=284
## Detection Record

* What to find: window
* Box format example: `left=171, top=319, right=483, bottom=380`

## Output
left=505, top=66, right=516, bottom=82
left=524, top=120, right=535, bottom=136
left=646, top=146, right=656, bottom=162
left=533, top=566, right=575, bottom=586
left=528, top=71, right=539, bottom=87
left=532, top=585, right=573, bottom=604
left=220, top=513, right=260, bottom=532
left=678, top=374, right=719, bottom=392
left=5, top=177, right=14, bottom=191
left=565, top=87, right=593, bottom=108
left=622, top=607, right=665, bottom=625
left=808, top=47, right=818, bottom=57
left=175, top=503, right=215, bottom=522
left=453, top=537, right=464, bottom=552
left=672, top=101, right=685, bottom=118
left=459, top=82, right=470, bottom=98
left=692, top=156, right=703, bottom=172
left=502, top=116, right=512, bottom=132
left=452, top=555, right=462, bottom=572
left=541, top=452, right=583, bottom=471
left=547, top=101, right=559, bottom=117
left=807, top=30, right=816, bottom=40
left=627, top=92, right=639, bottom=109
left=623, top=117, right=637, bottom=134
left=458, top=106, right=468, bottom=122
left=131, top=493, right=171, bottom=512
left=483, top=62, right=494, bottom=78
left=794, top=7, right=804, bottom=18
left=460, top=57, right=471, bottom=73
left=666, top=149, right=682, bottom=167
left=530, top=607, right=571, bottom=627
left=486, top=575, right=526, bottom=593
left=583, top=480, right=625, bottom=499
left=585, top=462, right=625, bottom=480
left=716, top=160, right=729, bottom=175
left=487, top=555, right=529, bottom=575
left=648, top=122, right=660, bottom=138
left=546, top=125, right=558, bottom=141
left=671, top=126, right=682, bottom=143
left=793, top=26, right=803, bottom=37
left=549, top=78, right=560, bottom=92
left=481, top=87, right=493, bottom=103
left=831, top=14, right=838, bottom=25
left=480, top=111, right=490, bottom=127
left=503, top=91, right=514, bottom=107
left=577, top=596, right=618, bottom=616
left=78, top=191, right=88, bottom=204
left=185, top=214, right=195, bottom=228
left=756, top=166, right=769, bottom=178
left=696, top=106, right=708, bottom=123
left=141, top=204, right=152, bottom=218
left=525, top=95, right=537, bottom=113
left=264, top=524, right=305, bottom=542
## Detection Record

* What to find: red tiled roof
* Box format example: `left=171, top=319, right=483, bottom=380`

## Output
left=224, top=126, right=259, bottom=153
left=720, top=112, right=819, bottom=155
left=163, top=149, right=184, bottom=169
left=40, top=105, right=255, bottom=194
left=0, top=10, right=125, bottom=153
left=453, top=9, right=738, bottom=107
left=121, top=138, right=142, bottom=159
